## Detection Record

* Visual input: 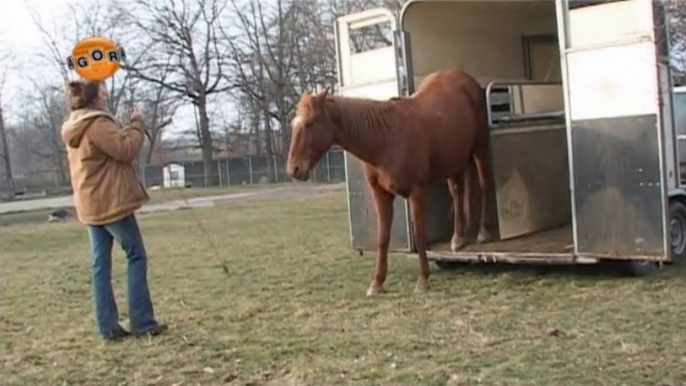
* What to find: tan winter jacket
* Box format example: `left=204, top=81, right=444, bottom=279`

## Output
left=61, top=108, right=150, bottom=226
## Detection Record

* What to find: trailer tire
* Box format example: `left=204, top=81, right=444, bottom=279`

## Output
left=623, top=260, right=660, bottom=276
left=669, top=199, right=686, bottom=264
left=595, top=259, right=658, bottom=277
left=601, top=200, right=686, bottom=276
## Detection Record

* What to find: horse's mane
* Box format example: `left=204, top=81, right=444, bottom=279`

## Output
left=327, top=96, right=399, bottom=146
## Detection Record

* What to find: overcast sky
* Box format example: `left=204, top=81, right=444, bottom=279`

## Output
left=0, top=0, right=72, bottom=101
left=0, top=0, right=198, bottom=139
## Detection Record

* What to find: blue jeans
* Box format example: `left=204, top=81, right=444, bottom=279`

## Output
left=87, top=214, right=159, bottom=337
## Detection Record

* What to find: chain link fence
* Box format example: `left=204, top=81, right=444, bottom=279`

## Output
left=139, top=148, right=346, bottom=189
left=6, top=170, right=72, bottom=199
left=0, top=149, right=347, bottom=201
left=0, top=169, right=13, bottom=201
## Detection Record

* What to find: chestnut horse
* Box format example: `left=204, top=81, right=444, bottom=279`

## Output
left=286, top=69, right=494, bottom=295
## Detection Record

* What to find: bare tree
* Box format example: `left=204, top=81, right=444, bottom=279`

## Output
left=225, top=0, right=335, bottom=179
left=140, top=83, right=181, bottom=164
left=225, top=0, right=402, bottom=163
left=18, top=77, right=70, bottom=186
left=121, top=0, right=233, bottom=186
left=224, top=0, right=282, bottom=181
left=0, top=47, right=14, bottom=200
left=666, top=1, right=686, bottom=85
left=29, top=0, right=148, bottom=115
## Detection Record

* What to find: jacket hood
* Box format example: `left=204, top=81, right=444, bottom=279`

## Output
left=61, top=108, right=116, bottom=148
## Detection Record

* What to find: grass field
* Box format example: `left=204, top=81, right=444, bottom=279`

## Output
left=2, top=185, right=686, bottom=386
left=144, top=183, right=296, bottom=205
left=0, top=183, right=297, bottom=227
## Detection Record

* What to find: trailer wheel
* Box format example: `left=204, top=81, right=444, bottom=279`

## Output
left=622, top=260, right=660, bottom=276
left=669, top=199, right=686, bottom=264
left=604, top=200, right=686, bottom=276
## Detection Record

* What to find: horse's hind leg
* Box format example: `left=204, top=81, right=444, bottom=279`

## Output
left=409, top=186, right=430, bottom=293
left=367, top=182, right=394, bottom=297
left=447, top=174, right=467, bottom=251
left=472, top=144, right=495, bottom=243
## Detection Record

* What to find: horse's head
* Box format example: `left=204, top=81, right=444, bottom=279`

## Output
left=287, top=89, right=336, bottom=181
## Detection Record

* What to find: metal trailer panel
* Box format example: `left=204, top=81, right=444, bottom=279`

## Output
left=557, top=0, right=671, bottom=261
left=335, top=8, right=414, bottom=252
left=557, top=0, right=673, bottom=260
left=674, top=89, right=686, bottom=181
left=655, top=0, right=681, bottom=191
left=345, top=154, right=413, bottom=251
left=490, top=125, right=571, bottom=240
left=571, top=115, right=665, bottom=257
left=659, top=60, right=679, bottom=192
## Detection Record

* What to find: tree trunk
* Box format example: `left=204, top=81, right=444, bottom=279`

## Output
left=262, top=107, right=275, bottom=183
left=280, top=111, right=290, bottom=158
left=55, top=152, right=68, bottom=187
left=145, top=137, right=157, bottom=165
left=197, top=97, right=217, bottom=187
left=0, top=102, right=15, bottom=200
left=252, top=104, right=262, bottom=155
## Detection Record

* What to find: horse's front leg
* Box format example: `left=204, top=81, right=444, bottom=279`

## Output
left=409, top=186, right=430, bottom=293
left=368, top=183, right=394, bottom=297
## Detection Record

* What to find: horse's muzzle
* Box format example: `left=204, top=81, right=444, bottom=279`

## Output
left=288, top=165, right=310, bottom=181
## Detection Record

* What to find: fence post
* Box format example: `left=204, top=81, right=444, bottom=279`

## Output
left=226, top=159, right=231, bottom=187
left=248, top=156, right=254, bottom=184
left=326, top=151, right=331, bottom=182
left=273, top=155, right=278, bottom=183
left=217, top=160, right=223, bottom=186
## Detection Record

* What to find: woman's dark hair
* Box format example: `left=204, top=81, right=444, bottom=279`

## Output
left=66, top=79, right=103, bottom=110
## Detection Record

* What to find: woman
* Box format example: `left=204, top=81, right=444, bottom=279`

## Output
left=61, top=79, right=167, bottom=340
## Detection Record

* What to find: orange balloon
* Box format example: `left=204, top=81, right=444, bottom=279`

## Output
left=67, top=37, right=123, bottom=81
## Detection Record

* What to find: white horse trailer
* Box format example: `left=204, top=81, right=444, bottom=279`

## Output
left=335, top=0, right=686, bottom=274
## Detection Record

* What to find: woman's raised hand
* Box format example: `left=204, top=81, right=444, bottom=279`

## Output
left=130, top=104, right=145, bottom=123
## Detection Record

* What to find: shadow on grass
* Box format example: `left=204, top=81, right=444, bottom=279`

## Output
left=431, top=258, right=686, bottom=280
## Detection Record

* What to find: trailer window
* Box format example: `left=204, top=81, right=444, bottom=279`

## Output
left=523, top=35, right=561, bottom=82
left=673, top=92, right=686, bottom=130
left=568, top=0, right=627, bottom=9
left=348, top=21, right=393, bottom=54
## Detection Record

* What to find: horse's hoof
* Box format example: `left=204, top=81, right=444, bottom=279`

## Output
left=477, top=229, right=494, bottom=244
left=366, top=285, right=386, bottom=297
left=451, top=236, right=466, bottom=252
left=414, top=280, right=429, bottom=293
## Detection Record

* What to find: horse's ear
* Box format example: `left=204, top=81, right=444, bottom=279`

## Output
left=314, top=88, right=329, bottom=108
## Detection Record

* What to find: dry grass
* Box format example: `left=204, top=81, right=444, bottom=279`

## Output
left=0, top=183, right=303, bottom=227
left=2, top=187, right=686, bottom=386
left=144, top=183, right=298, bottom=205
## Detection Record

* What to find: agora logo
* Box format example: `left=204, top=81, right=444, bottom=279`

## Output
left=65, top=36, right=126, bottom=81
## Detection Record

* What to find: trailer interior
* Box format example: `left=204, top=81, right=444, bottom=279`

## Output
left=398, top=0, right=575, bottom=262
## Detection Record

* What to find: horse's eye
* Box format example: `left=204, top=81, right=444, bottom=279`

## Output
left=305, top=121, right=314, bottom=128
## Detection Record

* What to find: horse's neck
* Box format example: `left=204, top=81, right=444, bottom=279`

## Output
left=330, top=97, right=397, bottom=166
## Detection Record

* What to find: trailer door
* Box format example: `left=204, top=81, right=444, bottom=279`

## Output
left=335, top=8, right=412, bottom=252
left=556, top=0, right=674, bottom=260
